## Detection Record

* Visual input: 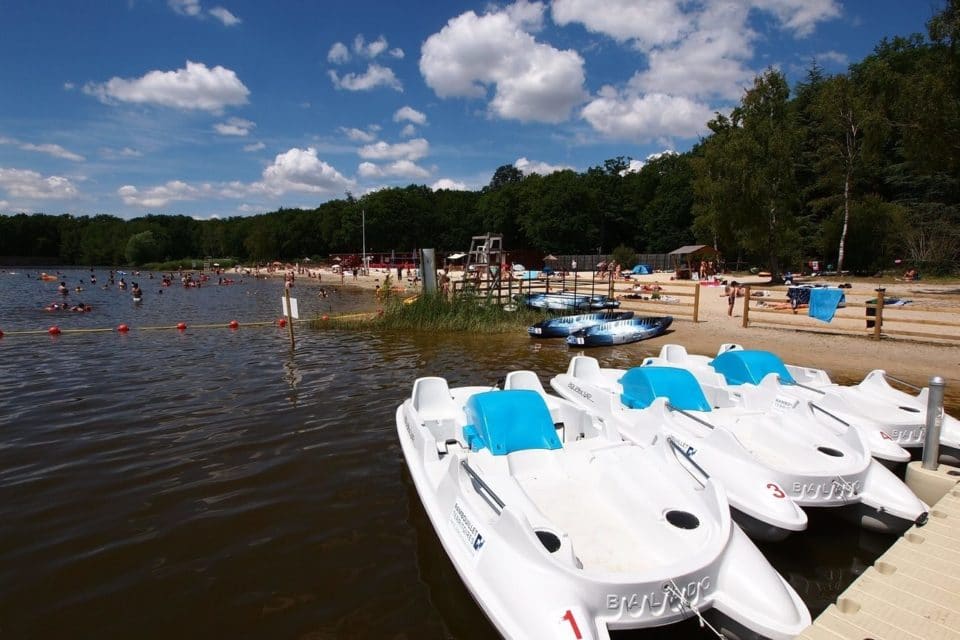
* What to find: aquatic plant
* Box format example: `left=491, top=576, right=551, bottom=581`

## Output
left=312, top=293, right=547, bottom=333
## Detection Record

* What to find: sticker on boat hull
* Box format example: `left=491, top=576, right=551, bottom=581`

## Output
left=450, top=501, right=485, bottom=559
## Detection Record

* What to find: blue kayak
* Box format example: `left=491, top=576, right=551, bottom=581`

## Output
left=566, top=316, right=673, bottom=347
left=525, top=292, right=620, bottom=311
left=527, top=311, right=635, bottom=338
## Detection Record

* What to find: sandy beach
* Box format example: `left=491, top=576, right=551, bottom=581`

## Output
left=255, top=264, right=960, bottom=394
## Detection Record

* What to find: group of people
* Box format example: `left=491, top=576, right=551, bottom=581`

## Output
left=595, top=260, right=623, bottom=280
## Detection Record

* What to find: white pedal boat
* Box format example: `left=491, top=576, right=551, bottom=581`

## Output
left=551, top=357, right=929, bottom=538
left=710, top=344, right=960, bottom=464
left=642, top=344, right=913, bottom=465
left=397, top=372, right=810, bottom=639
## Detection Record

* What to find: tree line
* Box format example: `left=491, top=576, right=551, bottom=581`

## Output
left=2, top=2, right=957, bottom=275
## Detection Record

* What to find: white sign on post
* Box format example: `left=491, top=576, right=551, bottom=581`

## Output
left=282, top=296, right=300, bottom=319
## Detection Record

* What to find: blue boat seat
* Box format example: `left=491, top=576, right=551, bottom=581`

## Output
left=709, top=350, right=796, bottom=386
left=463, top=390, right=561, bottom=455
left=619, top=366, right=712, bottom=411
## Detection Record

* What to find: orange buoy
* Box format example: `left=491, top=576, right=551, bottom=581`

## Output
left=117, top=323, right=130, bottom=333
left=48, top=326, right=61, bottom=335
left=0, top=328, right=4, bottom=338
left=228, top=320, right=239, bottom=329
left=321, top=314, right=329, bottom=321
left=176, top=322, right=187, bottom=331
left=277, top=318, right=287, bottom=327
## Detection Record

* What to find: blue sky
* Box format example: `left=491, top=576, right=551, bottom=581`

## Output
left=0, top=0, right=937, bottom=219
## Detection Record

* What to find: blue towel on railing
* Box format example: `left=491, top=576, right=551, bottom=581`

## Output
left=808, top=288, right=845, bottom=322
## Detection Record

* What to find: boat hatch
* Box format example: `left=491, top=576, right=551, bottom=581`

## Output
left=709, top=350, right=797, bottom=386
left=619, top=367, right=712, bottom=412
left=664, top=510, right=700, bottom=530
left=463, top=390, right=562, bottom=455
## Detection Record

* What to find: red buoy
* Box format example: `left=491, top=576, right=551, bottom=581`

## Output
left=228, top=320, right=239, bottom=329
left=177, top=322, right=187, bottom=331
left=117, top=323, right=130, bottom=333
left=321, top=314, right=329, bottom=321
left=48, top=326, right=61, bottom=335
left=0, top=328, right=4, bottom=339
left=277, top=318, right=287, bottom=327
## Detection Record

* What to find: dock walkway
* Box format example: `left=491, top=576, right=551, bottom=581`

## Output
left=799, top=478, right=960, bottom=640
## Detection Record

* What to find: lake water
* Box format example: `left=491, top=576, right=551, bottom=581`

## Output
left=0, top=268, right=941, bottom=638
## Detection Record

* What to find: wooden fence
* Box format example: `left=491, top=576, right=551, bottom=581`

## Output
left=452, top=272, right=703, bottom=322
left=740, top=285, right=960, bottom=343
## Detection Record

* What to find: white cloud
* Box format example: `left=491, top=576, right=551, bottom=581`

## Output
left=243, top=141, right=265, bottom=152
left=341, top=126, right=378, bottom=142
left=431, top=178, right=467, bottom=191
left=749, top=0, right=841, bottom=37
left=117, top=148, right=353, bottom=208
left=552, top=0, right=688, bottom=47
left=0, top=199, right=8, bottom=210
left=620, top=159, right=645, bottom=175
left=255, top=147, right=354, bottom=195
left=627, top=2, right=755, bottom=101
left=0, top=168, right=79, bottom=200
left=328, top=42, right=350, bottom=64
left=209, top=6, right=241, bottom=26
left=20, top=142, right=85, bottom=162
left=389, top=48, right=405, bottom=59
left=399, top=124, right=416, bottom=137
left=328, top=64, right=402, bottom=92
left=169, top=0, right=201, bottom=16
left=420, top=5, right=586, bottom=123
left=393, top=106, right=427, bottom=125
left=100, top=146, right=143, bottom=159
left=85, top=61, right=250, bottom=113
left=63, top=82, right=75, bottom=91
left=214, top=116, right=255, bottom=136
left=514, top=156, right=573, bottom=175
left=358, top=138, right=428, bottom=161
left=118, top=180, right=198, bottom=208
left=358, top=159, right=430, bottom=180
left=581, top=88, right=714, bottom=142
left=354, top=34, right=388, bottom=58
left=817, top=50, right=849, bottom=66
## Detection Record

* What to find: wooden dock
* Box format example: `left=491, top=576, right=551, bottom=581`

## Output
left=798, top=464, right=960, bottom=640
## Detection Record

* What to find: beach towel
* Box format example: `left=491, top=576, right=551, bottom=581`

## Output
left=808, top=288, right=846, bottom=323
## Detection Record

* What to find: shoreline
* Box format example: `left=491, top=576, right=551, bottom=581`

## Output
left=250, top=264, right=960, bottom=391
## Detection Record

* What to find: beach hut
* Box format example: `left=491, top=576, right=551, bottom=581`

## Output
left=668, top=245, right=719, bottom=279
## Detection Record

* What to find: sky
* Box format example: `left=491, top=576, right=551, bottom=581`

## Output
left=0, top=0, right=939, bottom=220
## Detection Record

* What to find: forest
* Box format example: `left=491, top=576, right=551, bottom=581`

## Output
left=2, top=2, right=958, bottom=275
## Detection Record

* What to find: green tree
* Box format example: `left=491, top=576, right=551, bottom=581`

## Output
left=125, top=230, right=161, bottom=265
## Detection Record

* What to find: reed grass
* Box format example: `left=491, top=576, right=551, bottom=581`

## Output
left=311, top=292, right=547, bottom=333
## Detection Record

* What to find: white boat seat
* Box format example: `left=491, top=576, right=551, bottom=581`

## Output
left=412, top=377, right=462, bottom=442
left=503, top=370, right=546, bottom=394
left=570, top=356, right=603, bottom=385
left=661, top=344, right=689, bottom=363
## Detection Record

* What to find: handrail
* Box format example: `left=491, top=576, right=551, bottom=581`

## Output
left=460, top=460, right=505, bottom=515
left=779, top=375, right=826, bottom=395
left=809, top=402, right=851, bottom=427
left=883, top=373, right=922, bottom=392
left=666, top=436, right=710, bottom=485
left=665, top=402, right=715, bottom=430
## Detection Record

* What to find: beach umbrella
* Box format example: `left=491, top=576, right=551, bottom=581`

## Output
left=544, top=254, right=558, bottom=261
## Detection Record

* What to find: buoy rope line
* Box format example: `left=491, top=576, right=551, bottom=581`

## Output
left=0, top=319, right=298, bottom=337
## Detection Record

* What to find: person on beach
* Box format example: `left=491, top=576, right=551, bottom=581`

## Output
left=725, top=281, right=739, bottom=316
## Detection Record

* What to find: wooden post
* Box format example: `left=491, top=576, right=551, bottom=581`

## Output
left=873, top=289, right=885, bottom=340
left=284, top=286, right=296, bottom=349
left=693, top=282, right=701, bottom=322
left=741, top=285, right=751, bottom=328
